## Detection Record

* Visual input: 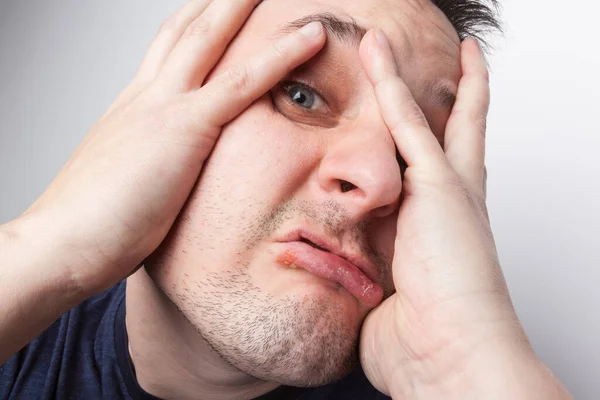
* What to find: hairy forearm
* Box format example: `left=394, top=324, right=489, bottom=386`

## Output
left=390, top=340, right=573, bottom=400
left=0, top=215, right=86, bottom=364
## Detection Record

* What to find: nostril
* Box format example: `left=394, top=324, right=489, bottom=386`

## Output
left=340, top=180, right=357, bottom=193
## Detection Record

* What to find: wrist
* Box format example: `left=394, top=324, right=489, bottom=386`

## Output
left=14, top=208, right=134, bottom=297
left=3, top=213, right=89, bottom=304
left=0, top=214, right=91, bottom=363
left=389, top=335, right=572, bottom=400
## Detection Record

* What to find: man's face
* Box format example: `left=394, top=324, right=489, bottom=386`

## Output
left=146, top=0, right=460, bottom=386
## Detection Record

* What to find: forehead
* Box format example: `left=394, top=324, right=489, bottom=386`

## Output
left=254, top=0, right=462, bottom=100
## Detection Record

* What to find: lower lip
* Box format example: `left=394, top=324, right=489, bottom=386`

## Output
left=275, top=242, right=383, bottom=308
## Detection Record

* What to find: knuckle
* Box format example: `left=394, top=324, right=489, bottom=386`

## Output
left=474, top=116, right=488, bottom=137
left=226, top=66, right=254, bottom=94
left=158, top=15, right=178, bottom=34
left=452, top=180, right=488, bottom=215
left=395, top=99, right=429, bottom=130
left=454, top=181, right=478, bottom=207
left=406, top=102, right=429, bottom=126
left=183, top=17, right=211, bottom=38
left=378, top=79, right=430, bottom=131
left=482, top=167, right=489, bottom=199
left=453, top=106, right=488, bottom=137
left=270, top=41, right=289, bottom=63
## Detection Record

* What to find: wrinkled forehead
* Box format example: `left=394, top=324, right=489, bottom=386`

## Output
left=248, top=0, right=462, bottom=92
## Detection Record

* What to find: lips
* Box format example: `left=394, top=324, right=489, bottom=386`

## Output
left=275, top=239, right=384, bottom=308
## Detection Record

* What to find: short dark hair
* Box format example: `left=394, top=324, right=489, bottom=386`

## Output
left=431, top=0, right=502, bottom=47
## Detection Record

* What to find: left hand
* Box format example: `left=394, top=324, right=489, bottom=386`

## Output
left=358, top=29, right=530, bottom=397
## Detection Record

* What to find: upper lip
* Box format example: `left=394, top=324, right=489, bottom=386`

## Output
left=277, top=228, right=381, bottom=285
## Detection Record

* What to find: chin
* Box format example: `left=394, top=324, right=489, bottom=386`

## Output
left=168, top=273, right=362, bottom=387
left=221, top=296, right=361, bottom=388
left=246, top=343, right=359, bottom=388
left=146, top=248, right=365, bottom=387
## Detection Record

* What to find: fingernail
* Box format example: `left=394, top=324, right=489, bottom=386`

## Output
left=375, top=29, right=390, bottom=50
left=300, top=21, right=323, bottom=37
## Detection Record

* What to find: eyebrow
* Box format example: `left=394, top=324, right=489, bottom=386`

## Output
left=275, top=12, right=367, bottom=45
left=276, top=13, right=457, bottom=110
left=420, top=80, right=457, bottom=110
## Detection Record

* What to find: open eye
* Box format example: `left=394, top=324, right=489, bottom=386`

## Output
left=282, top=82, right=325, bottom=111
left=288, top=86, right=315, bottom=108
left=271, top=79, right=336, bottom=127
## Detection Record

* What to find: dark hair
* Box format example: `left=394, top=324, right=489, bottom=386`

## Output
left=431, top=0, right=502, bottom=47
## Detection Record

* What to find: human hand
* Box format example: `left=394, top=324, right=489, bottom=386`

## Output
left=356, top=30, right=554, bottom=398
left=18, top=0, right=326, bottom=296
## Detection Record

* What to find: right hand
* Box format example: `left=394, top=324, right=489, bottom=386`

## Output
left=18, top=0, right=326, bottom=296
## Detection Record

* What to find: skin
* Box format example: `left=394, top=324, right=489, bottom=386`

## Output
left=128, top=0, right=462, bottom=397
left=0, top=0, right=572, bottom=399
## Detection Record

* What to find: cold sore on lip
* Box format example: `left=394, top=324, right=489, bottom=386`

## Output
left=276, top=248, right=383, bottom=307
left=277, top=250, right=298, bottom=269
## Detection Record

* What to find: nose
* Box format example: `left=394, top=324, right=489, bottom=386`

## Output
left=317, top=121, right=402, bottom=220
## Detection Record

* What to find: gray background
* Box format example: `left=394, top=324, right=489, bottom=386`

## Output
left=1, top=0, right=598, bottom=398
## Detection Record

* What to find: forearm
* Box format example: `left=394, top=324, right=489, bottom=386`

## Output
left=390, top=339, right=573, bottom=400
left=0, top=214, right=87, bottom=364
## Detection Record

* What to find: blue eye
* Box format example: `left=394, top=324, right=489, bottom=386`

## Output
left=286, top=85, right=316, bottom=109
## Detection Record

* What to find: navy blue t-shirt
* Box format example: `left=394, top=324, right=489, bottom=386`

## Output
left=1, top=281, right=390, bottom=399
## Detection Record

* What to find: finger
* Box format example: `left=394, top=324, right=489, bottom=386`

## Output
left=444, top=39, right=490, bottom=190
left=158, top=0, right=262, bottom=92
left=186, top=21, right=326, bottom=130
left=101, top=0, right=212, bottom=120
left=136, top=0, right=213, bottom=83
left=360, top=29, right=447, bottom=170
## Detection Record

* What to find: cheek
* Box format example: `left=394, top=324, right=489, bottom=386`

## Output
left=202, top=98, right=317, bottom=199
left=151, top=102, right=334, bottom=299
left=164, top=100, right=319, bottom=262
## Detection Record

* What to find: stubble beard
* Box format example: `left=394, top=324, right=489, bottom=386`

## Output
left=151, top=199, right=378, bottom=386
left=173, top=266, right=359, bottom=387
